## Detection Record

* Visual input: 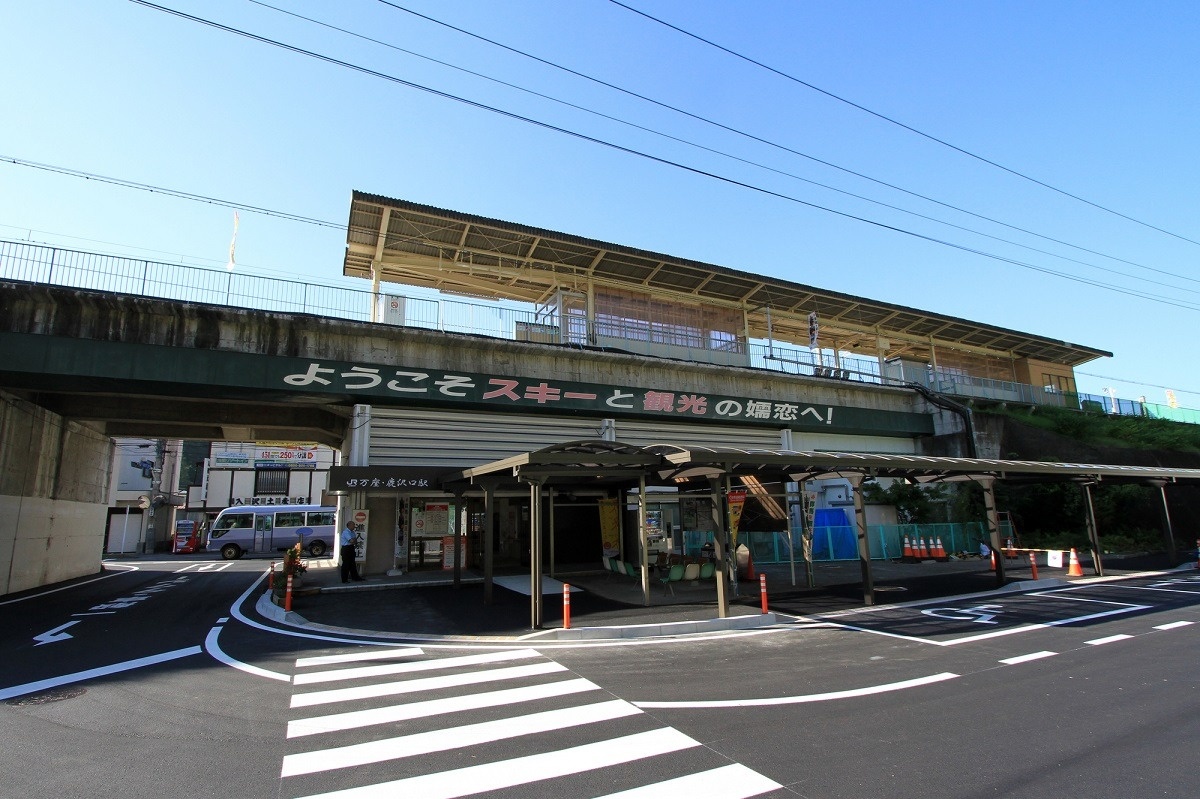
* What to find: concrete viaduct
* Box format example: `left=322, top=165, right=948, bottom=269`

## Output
left=0, top=279, right=964, bottom=596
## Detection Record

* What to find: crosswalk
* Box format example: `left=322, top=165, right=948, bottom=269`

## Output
left=281, top=646, right=783, bottom=798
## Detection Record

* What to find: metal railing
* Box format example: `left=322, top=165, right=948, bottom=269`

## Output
left=2, top=238, right=1193, bottom=425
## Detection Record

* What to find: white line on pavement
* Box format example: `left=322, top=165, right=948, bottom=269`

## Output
left=291, top=727, right=700, bottom=799
left=1153, top=621, right=1193, bottom=630
left=295, top=647, right=425, bottom=668
left=592, top=763, right=784, bottom=799
left=1085, top=634, right=1133, bottom=646
left=290, top=661, right=567, bottom=708
left=282, top=699, right=640, bottom=776
left=204, top=625, right=290, bottom=682
left=999, top=651, right=1057, bottom=665
left=293, top=648, right=542, bottom=685
left=287, top=678, right=600, bottom=738
left=634, top=672, right=959, bottom=709
left=0, top=645, right=202, bottom=700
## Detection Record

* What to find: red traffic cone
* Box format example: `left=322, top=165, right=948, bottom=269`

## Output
left=918, top=537, right=929, bottom=559
left=934, top=537, right=947, bottom=560
left=902, top=536, right=914, bottom=560
left=1067, top=548, right=1084, bottom=577
left=745, top=550, right=756, bottom=580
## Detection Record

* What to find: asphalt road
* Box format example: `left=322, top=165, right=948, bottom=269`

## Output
left=3, top=560, right=1198, bottom=798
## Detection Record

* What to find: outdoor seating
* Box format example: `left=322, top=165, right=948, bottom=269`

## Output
left=698, top=561, right=715, bottom=580
left=683, top=562, right=700, bottom=583
left=659, top=563, right=685, bottom=595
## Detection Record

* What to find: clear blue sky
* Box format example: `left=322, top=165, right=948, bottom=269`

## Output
left=3, top=1, right=1198, bottom=406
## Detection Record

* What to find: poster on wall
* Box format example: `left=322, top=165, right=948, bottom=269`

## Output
left=441, top=535, right=466, bottom=570
left=350, top=508, right=369, bottom=562
left=423, top=502, right=450, bottom=536
left=598, top=498, right=620, bottom=557
left=681, top=497, right=713, bottom=532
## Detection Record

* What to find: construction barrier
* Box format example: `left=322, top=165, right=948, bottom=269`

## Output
left=759, top=573, right=768, bottom=614
left=1029, top=551, right=1039, bottom=580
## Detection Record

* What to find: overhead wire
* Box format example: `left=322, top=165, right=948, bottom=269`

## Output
left=373, top=0, right=1200, bottom=289
left=607, top=0, right=1200, bottom=249
left=242, top=0, right=1197, bottom=298
left=120, top=1, right=1200, bottom=313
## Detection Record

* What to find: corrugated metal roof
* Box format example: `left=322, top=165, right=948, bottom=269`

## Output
left=345, top=192, right=1112, bottom=366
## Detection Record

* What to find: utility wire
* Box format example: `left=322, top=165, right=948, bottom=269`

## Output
left=98, top=4, right=1200, bottom=312
left=244, top=1, right=1197, bottom=297
left=374, top=0, right=1199, bottom=288
left=608, top=0, right=1200, bottom=249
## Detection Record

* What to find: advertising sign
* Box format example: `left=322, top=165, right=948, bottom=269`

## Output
left=598, top=498, right=620, bottom=557
left=350, top=509, right=369, bottom=562
left=255, top=443, right=319, bottom=470
left=441, top=535, right=466, bottom=570
left=727, top=489, right=747, bottom=550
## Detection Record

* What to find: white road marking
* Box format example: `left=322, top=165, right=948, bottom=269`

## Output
left=634, top=672, right=959, bottom=709
left=593, top=763, right=783, bottom=798
left=292, top=727, right=700, bottom=799
left=282, top=699, right=640, bottom=776
left=0, top=645, right=202, bottom=700
left=288, top=678, right=600, bottom=738
left=0, top=563, right=136, bottom=605
left=1085, top=634, right=1133, bottom=646
left=295, top=647, right=424, bottom=668
left=293, top=649, right=541, bottom=685
left=290, top=661, right=567, bottom=708
left=999, top=651, right=1057, bottom=665
left=1153, top=621, right=1193, bottom=630
left=205, top=626, right=290, bottom=682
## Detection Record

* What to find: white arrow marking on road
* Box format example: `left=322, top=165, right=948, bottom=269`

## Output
left=33, top=620, right=81, bottom=646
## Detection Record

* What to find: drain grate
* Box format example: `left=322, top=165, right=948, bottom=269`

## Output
left=6, top=686, right=87, bottom=706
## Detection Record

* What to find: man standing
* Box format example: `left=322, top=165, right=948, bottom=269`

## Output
left=340, top=521, right=365, bottom=583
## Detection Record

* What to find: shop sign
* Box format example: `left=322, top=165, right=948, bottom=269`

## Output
left=229, top=496, right=311, bottom=506
left=328, top=466, right=457, bottom=491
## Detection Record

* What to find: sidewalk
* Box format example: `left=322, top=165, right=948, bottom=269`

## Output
left=259, top=551, right=1188, bottom=641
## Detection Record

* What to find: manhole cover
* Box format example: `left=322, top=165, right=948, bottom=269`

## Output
left=6, top=686, right=87, bottom=706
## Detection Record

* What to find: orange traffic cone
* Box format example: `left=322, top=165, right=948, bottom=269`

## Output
left=934, top=537, right=946, bottom=559
left=1006, top=538, right=1016, bottom=559
left=1067, top=548, right=1083, bottom=577
left=990, top=551, right=997, bottom=571
left=745, top=550, right=756, bottom=580
left=902, top=536, right=914, bottom=560
left=918, top=537, right=929, bottom=559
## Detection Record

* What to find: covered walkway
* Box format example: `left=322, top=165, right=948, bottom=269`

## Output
left=447, top=441, right=1200, bottom=629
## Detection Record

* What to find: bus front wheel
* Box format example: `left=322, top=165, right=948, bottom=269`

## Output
left=220, top=543, right=241, bottom=560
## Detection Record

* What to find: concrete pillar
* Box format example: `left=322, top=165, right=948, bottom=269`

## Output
left=529, top=479, right=543, bottom=629
left=638, top=475, right=650, bottom=607
left=1152, top=481, right=1178, bottom=563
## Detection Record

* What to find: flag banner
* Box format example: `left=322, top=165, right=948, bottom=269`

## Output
left=727, top=489, right=747, bottom=550
left=598, top=497, right=620, bottom=557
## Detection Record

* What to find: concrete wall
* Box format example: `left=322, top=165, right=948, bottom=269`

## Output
left=1, top=390, right=111, bottom=595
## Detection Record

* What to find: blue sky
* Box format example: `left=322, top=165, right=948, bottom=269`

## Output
left=3, top=1, right=1198, bottom=406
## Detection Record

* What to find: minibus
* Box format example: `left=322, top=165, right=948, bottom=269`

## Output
left=206, top=505, right=336, bottom=560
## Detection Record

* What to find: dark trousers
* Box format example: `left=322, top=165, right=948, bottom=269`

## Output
left=340, top=544, right=362, bottom=582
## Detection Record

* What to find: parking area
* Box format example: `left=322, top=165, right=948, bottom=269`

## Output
left=803, top=572, right=1200, bottom=646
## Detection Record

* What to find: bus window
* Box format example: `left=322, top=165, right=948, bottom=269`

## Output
left=275, top=511, right=306, bottom=528
left=307, top=511, right=335, bottom=526
left=210, top=512, right=253, bottom=538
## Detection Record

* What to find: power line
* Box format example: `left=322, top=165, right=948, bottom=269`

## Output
left=608, top=0, right=1200, bottom=249
left=372, top=0, right=1200, bottom=290
left=242, top=1, right=1198, bottom=298
left=6, top=5, right=1157, bottom=314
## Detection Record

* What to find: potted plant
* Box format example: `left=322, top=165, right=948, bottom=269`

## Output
left=281, top=542, right=308, bottom=588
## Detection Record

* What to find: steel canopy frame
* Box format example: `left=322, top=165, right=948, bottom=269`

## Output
left=448, top=441, right=1200, bottom=627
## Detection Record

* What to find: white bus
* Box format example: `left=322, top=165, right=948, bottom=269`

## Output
left=206, top=505, right=336, bottom=560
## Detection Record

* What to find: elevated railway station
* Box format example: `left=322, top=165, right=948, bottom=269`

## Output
left=2, top=193, right=1196, bottom=619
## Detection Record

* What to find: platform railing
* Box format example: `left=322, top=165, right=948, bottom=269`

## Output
left=1, top=238, right=1191, bottom=424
